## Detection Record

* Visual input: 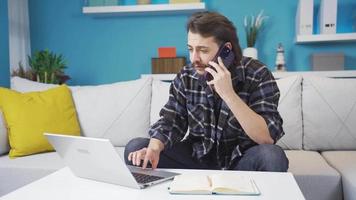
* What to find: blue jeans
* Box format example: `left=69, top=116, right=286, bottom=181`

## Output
left=124, top=137, right=289, bottom=172
left=231, top=144, right=289, bottom=171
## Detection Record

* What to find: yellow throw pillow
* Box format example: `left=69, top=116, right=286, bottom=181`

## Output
left=0, top=85, right=81, bottom=158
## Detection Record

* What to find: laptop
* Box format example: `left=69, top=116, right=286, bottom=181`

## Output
left=44, top=133, right=179, bottom=189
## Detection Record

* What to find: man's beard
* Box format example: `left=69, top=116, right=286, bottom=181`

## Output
left=193, top=61, right=209, bottom=70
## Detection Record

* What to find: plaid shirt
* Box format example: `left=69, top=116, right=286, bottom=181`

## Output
left=149, top=57, right=284, bottom=169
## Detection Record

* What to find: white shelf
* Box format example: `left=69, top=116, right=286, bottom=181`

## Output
left=296, top=33, right=356, bottom=43
left=271, top=70, right=356, bottom=79
left=142, top=70, right=356, bottom=80
left=82, top=3, right=206, bottom=15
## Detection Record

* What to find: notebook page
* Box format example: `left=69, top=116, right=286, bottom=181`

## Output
left=209, top=174, right=257, bottom=194
left=168, top=174, right=211, bottom=194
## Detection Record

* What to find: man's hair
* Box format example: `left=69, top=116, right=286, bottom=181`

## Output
left=186, top=11, right=242, bottom=65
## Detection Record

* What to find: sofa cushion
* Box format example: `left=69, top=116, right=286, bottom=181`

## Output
left=0, top=111, right=9, bottom=155
left=0, top=152, right=64, bottom=170
left=150, top=76, right=303, bottom=150
left=150, top=80, right=171, bottom=125
left=285, top=150, right=342, bottom=200
left=1, top=77, right=60, bottom=156
left=11, top=76, right=57, bottom=92
left=10, top=76, right=152, bottom=147
left=322, top=151, right=356, bottom=200
left=0, top=86, right=81, bottom=158
left=303, top=76, right=356, bottom=151
left=71, top=78, right=152, bottom=146
left=275, top=75, right=303, bottom=150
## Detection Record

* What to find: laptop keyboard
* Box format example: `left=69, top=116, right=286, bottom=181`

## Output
left=131, top=172, right=164, bottom=184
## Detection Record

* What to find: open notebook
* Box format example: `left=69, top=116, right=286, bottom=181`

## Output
left=168, top=173, right=260, bottom=195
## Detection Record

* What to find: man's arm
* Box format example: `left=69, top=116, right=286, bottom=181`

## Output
left=129, top=74, right=189, bottom=169
left=223, top=92, right=273, bottom=144
left=206, top=57, right=282, bottom=144
left=149, top=74, right=189, bottom=147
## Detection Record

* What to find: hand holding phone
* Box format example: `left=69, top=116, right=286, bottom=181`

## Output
left=204, top=44, right=235, bottom=82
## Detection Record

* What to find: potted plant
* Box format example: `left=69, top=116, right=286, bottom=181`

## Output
left=11, top=62, right=36, bottom=81
left=243, top=10, right=268, bottom=59
left=28, top=49, right=70, bottom=84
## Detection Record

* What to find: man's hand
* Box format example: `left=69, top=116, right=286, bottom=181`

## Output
left=206, top=57, right=274, bottom=144
left=205, top=57, right=235, bottom=101
left=127, top=138, right=164, bottom=169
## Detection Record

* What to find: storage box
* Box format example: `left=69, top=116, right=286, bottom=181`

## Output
left=311, top=53, right=344, bottom=71
left=158, top=47, right=176, bottom=58
left=151, top=57, right=186, bottom=74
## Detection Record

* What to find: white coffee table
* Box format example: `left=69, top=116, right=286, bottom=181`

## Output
left=0, top=167, right=305, bottom=200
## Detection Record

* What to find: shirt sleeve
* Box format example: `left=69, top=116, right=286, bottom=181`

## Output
left=148, top=74, right=188, bottom=148
left=248, top=67, right=285, bottom=143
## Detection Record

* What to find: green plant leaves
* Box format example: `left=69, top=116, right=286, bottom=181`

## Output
left=243, top=10, right=268, bottom=47
left=28, top=49, right=69, bottom=84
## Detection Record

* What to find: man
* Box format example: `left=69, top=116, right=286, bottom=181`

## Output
left=124, top=11, right=289, bottom=172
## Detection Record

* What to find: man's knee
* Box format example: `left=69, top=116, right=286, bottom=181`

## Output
left=236, top=144, right=289, bottom=172
left=124, top=137, right=150, bottom=164
left=253, top=144, right=289, bottom=172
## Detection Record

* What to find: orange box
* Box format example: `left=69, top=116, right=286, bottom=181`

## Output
left=158, top=47, right=176, bottom=58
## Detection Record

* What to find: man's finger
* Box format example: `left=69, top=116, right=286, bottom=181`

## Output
left=209, top=60, right=224, bottom=73
left=217, top=57, right=228, bottom=71
left=142, top=156, right=149, bottom=169
left=151, top=159, right=158, bottom=170
left=205, top=67, right=217, bottom=78
left=135, top=152, right=142, bottom=166
left=206, top=80, right=214, bottom=85
left=128, top=152, right=132, bottom=161
left=132, top=152, right=137, bottom=165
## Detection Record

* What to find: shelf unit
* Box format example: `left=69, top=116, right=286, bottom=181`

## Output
left=142, top=70, right=356, bottom=80
left=296, top=33, right=356, bottom=44
left=82, top=3, right=206, bottom=15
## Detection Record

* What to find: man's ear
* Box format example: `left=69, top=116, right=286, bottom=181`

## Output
left=225, top=42, right=232, bottom=50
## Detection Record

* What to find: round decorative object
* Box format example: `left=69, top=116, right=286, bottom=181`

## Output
left=243, top=47, right=258, bottom=59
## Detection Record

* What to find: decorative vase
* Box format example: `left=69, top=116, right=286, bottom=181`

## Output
left=243, top=47, right=258, bottom=59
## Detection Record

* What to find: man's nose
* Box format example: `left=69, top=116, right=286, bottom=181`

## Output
left=191, top=51, right=200, bottom=63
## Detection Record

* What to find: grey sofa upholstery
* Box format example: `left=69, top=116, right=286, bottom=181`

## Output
left=1, top=71, right=356, bottom=200
left=322, top=151, right=356, bottom=200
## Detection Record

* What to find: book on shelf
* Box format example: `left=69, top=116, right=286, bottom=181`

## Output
left=319, top=0, right=337, bottom=34
left=295, top=0, right=314, bottom=35
left=168, top=173, right=260, bottom=195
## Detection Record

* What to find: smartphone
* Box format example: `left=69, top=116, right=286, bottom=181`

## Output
left=204, top=44, right=235, bottom=82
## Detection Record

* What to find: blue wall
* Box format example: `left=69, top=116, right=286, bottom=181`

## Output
left=26, top=0, right=356, bottom=85
left=0, top=0, right=9, bottom=87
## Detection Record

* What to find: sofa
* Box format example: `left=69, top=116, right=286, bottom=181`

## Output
left=1, top=71, right=356, bottom=200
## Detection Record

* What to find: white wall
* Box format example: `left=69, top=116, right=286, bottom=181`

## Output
left=8, top=0, right=31, bottom=72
